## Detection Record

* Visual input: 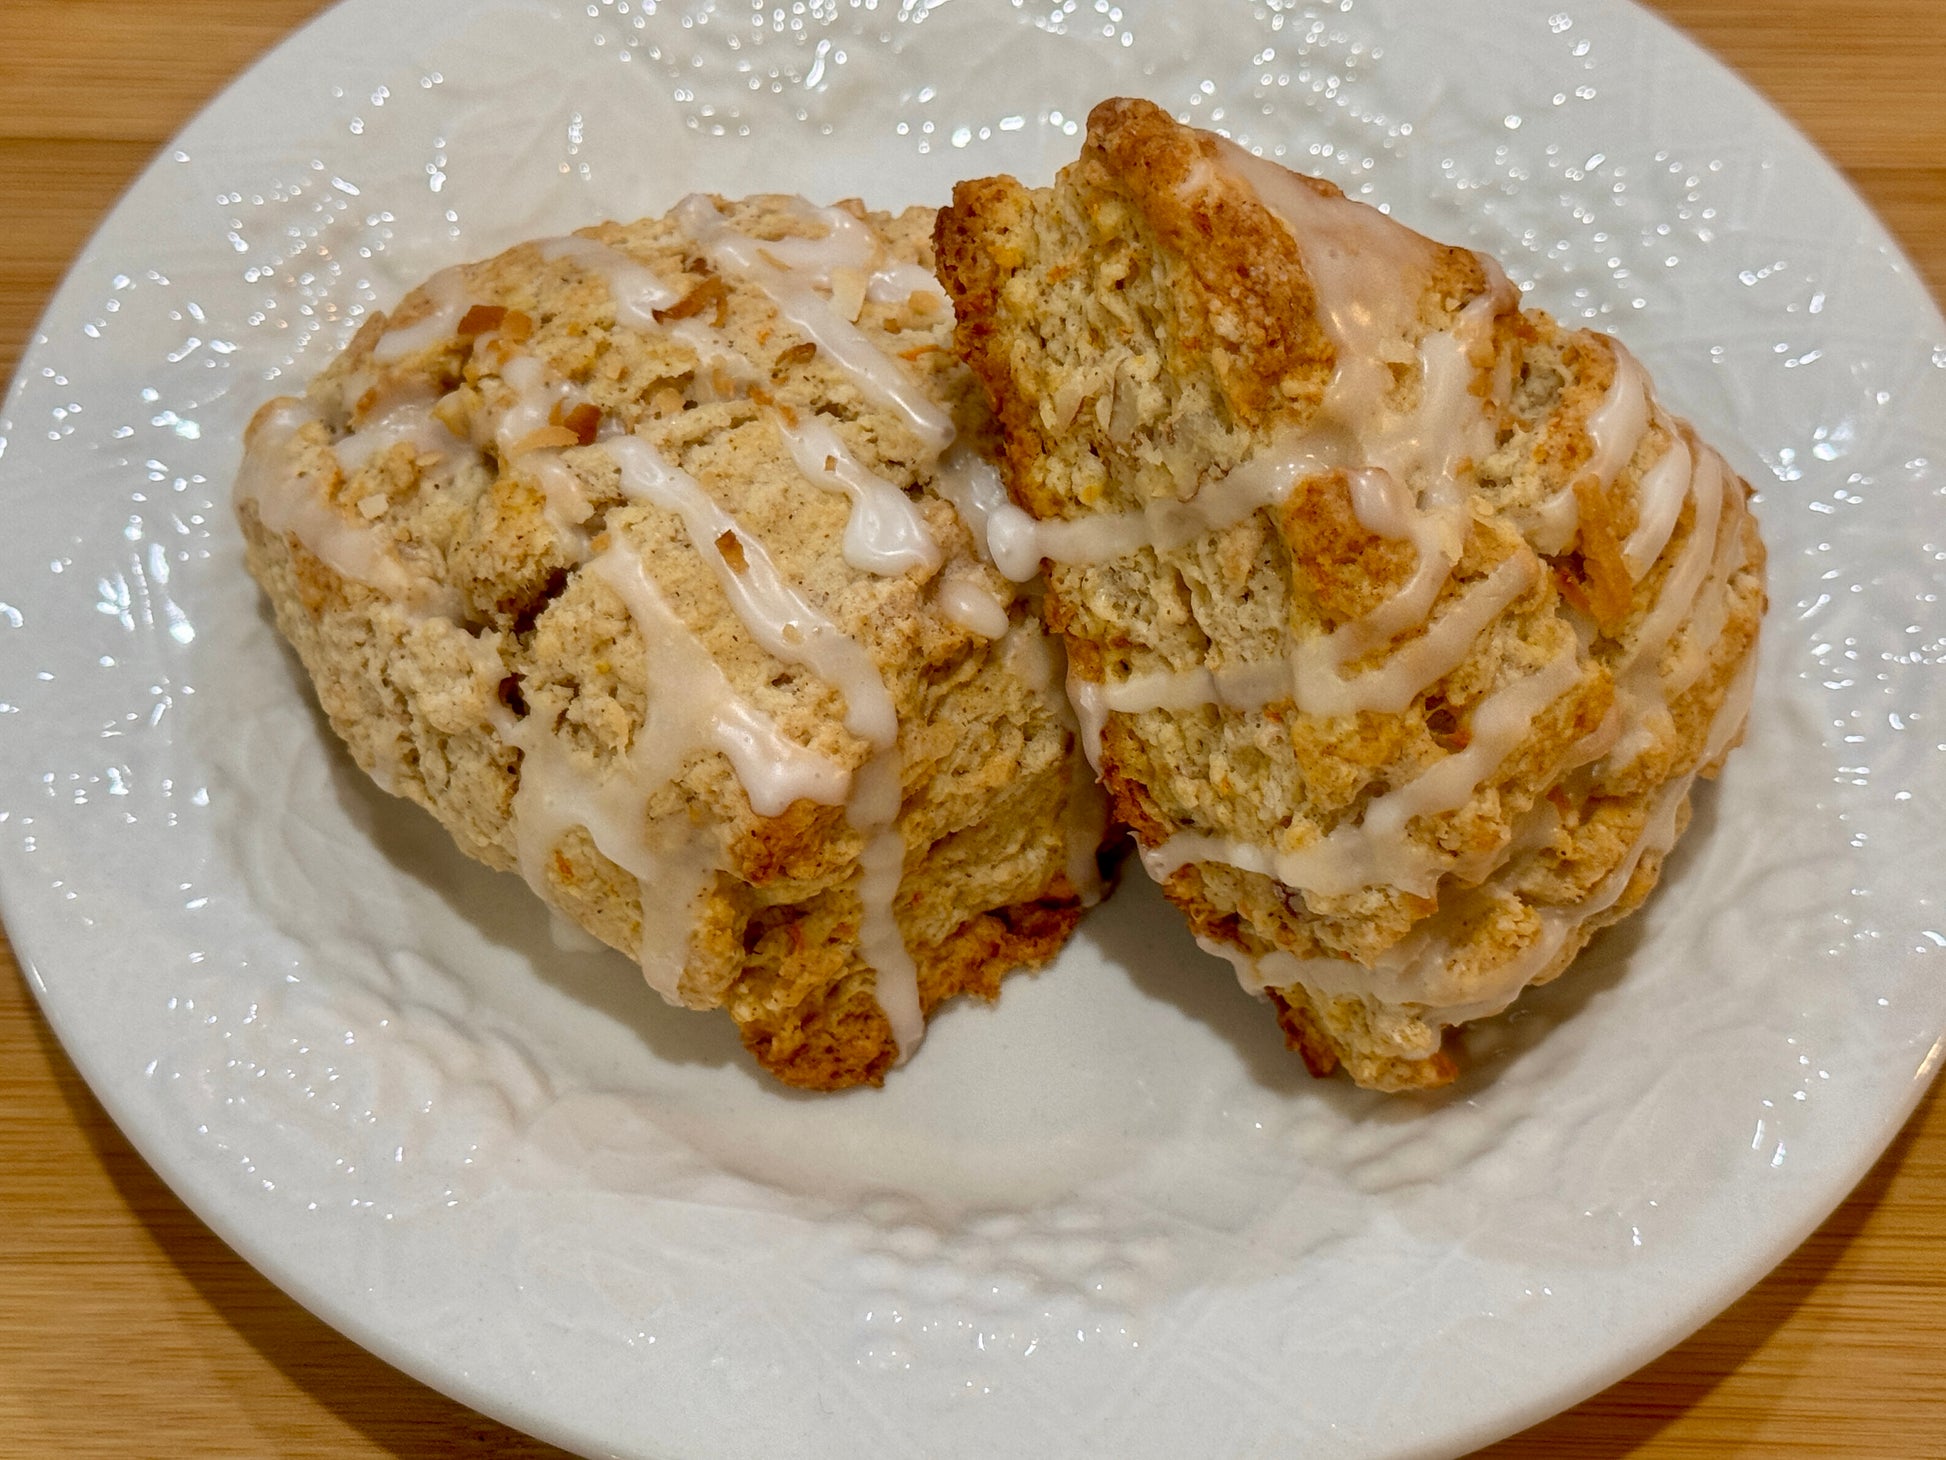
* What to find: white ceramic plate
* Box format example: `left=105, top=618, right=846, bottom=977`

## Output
left=3, top=1, right=1944, bottom=1456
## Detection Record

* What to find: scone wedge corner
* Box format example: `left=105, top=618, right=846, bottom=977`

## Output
left=236, top=193, right=1110, bottom=1091
left=935, top=97, right=1766, bottom=1092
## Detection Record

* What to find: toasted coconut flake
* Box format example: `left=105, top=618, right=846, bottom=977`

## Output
left=830, top=267, right=868, bottom=324
left=656, top=275, right=730, bottom=326
left=771, top=341, right=819, bottom=379
left=456, top=303, right=507, bottom=336
left=1573, top=475, right=1635, bottom=629
left=561, top=402, right=602, bottom=444
left=509, top=424, right=580, bottom=455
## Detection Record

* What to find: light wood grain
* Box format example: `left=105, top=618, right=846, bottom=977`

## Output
left=2, top=1, right=1943, bottom=1454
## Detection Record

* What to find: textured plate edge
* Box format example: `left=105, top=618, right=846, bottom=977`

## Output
left=0, top=1, right=1942, bottom=1457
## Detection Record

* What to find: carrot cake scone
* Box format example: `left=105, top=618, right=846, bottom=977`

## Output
left=935, top=98, right=1765, bottom=1091
left=236, top=194, right=1108, bottom=1090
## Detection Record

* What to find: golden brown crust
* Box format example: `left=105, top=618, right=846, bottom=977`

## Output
left=1077, top=97, right=1333, bottom=425
left=934, top=175, right=1045, bottom=508
left=739, top=883, right=1089, bottom=1090
left=239, top=194, right=1110, bottom=1091
left=936, top=97, right=1334, bottom=524
left=1276, top=471, right=1422, bottom=627
left=936, top=97, right=1766, bottom=1092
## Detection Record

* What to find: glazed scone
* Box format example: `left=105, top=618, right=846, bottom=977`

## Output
left=236, top=194, right=1108, bottom=1091
left=935, top=98, right=1765, bottom=1091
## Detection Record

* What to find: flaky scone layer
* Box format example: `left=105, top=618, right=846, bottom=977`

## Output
left=238, top=194, right=1108, bottom=1090
left=937, top=98, right=1765, bottom=1091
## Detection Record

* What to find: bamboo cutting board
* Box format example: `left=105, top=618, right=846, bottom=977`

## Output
left=2, top=1, right=1942, bottom=1454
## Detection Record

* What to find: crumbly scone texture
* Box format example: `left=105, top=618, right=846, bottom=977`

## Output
left=936, top=97, right=1766, bottom=1091
left=238, top=195, right=1105, bottom=1091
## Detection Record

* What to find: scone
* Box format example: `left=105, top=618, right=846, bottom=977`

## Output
left=935, top=98, right=1765, bottom=1091
left=236, top=194, right=1108, bottom=1090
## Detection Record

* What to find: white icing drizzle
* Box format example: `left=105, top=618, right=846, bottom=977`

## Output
left=1282, top=468, right=1472, bottom=715
left=491, top=352, right=597, bottom=549
left=370, top=266, right=474, bottom=362
left=1218, top=145, right=1511, bottom=548
left=245, top=198, right=1046, bottom=1061
left=1219, top=142, right=1445, bottom=437
left=1584, top=341, right=1652, bottom=487
left=505, top=715, right=692, bottom=998
left=1526, top=482, right=1583, bottom=557
left=1092, top=661, right=1275, bottom=720
left=509, top=544, right=850, bottom=1005
left=1700, top=632, right=1759, bottom=766
left=543, top=233, right=759, bottom=387
left=1205, top=790, right=1660, bottom=1024
left=631, top=830, right=725, bottom=1004
left=930, top=445, right=1015, bottom=569
left=701, top=195, right=948, bottom=313
left=771, top=410, right=943, bottom=576
left=985, top=434, right=1348, bottom=580
left=674, top=193, right=955, bottom=451
left=1533, top=336, right=1720, bottom=572
left=1212, top=721, right=1707, bottom=1028
left=1622, top=429, right=1693, bottom=578
left=1663, top=462, right=1744, bottom=700
left=607, top=428, right=930, bottom=1056
left=1298, top=552, right=1537, bottom=717
left=1347, top=465, right=1415, bottom=537
left=985, top=500, right=1104, bottom=583
left=868, top=260, right=948, bottom=306
left=1097, top=549, right=1539, bottom=724
left=331, top=394, right=469, bottom=474
left=1067, top=671, right=1109, bottom=773
left=541, top=234, right=680, bottom=323
left=849, top=757, right=924, bottom=1055
left=1006, top=145, right=1521, bottom=765
left=492, top=352, right=577, bottom=450
left=1604, top=443, right=1729, bottom=769
left=585, top=547, right=854, bottom=816
left=937, top=574, right=1011, bottom=639
left=1403, top=327, right=1495, bottom=519
left=529, top=455, right=596, bottom=552
left=235, top=400, right=424, bottom=605
left=1528, top=339, right=1657, bottom=558
left=548, top=910, right=606, bottom=953
left=512, top=731, right=717, bottom=1006
left=1141, top=644, right=1583, bottom=899
left=607, top=432, right=896, bottom=748
left=739, top=199, right=877, bottom=278
left=1003, top=620, right=1108, bottom=905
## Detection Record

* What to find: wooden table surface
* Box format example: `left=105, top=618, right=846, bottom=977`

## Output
left=2, top=1, right=1942, bottom=1454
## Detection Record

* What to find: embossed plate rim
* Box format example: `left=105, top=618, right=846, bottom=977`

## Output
left=3, top=1, right=1945, bottom=1457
